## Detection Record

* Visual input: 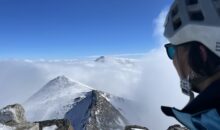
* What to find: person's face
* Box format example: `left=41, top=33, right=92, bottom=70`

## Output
left=165, top=44, right=191, bottom=79
left=173, top=45, right=191, bottom=79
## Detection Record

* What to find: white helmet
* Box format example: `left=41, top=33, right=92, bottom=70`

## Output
left=164, top=0, right=220, bottom=57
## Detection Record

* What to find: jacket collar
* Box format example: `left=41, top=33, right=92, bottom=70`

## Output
left=162, top=79, right=220, bottom=116
left=182, top=79, right=220, bottom=114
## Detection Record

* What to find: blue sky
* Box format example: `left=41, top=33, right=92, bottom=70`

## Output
left=0, top=0, right=172, bottom=59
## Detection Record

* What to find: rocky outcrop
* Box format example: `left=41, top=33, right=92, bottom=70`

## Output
left=0, top=104, right=26, bottom=126
left=0, top=103, right=190, bottom=130
left=124, top=124, right=188, bottom=130
left=85, top=91, right=128, bottom=130
left=0, top=104, right=39, bottom=130
left=167, top=124, right=188, bottom=130
left=14, top=123, right=39, bottom=130
left=124, top=125, right=149, bottom=130
left=65, top=90, right=128, bottom=130
left=36, top=119, right=73, bottom=130
left=0, top=104, right=73, bottom=130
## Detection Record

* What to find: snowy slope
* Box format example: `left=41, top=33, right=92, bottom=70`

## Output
left=23, top=76, right=92, bottom=121
left=0, top=124, right=14, bottom=130
left=100, top=92, right=141, bottom=125
left=23, top=75, right=140, bottom=129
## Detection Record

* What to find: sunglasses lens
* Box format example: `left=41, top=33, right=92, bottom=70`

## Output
left=168, top=47, right=175, bottom=59
left=165, top=44, right=175, bottom=60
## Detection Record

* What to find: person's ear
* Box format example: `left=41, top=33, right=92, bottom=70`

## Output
left=199, top=45, right=207, bottom=63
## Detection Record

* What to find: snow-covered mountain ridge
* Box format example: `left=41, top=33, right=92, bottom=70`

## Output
left=23, top=75, right=139, bottom=130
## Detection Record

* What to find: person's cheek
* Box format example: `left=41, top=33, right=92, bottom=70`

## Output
left=173, top=55, right=182, bottom=78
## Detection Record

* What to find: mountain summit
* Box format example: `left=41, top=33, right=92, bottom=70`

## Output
left=23, top=76, right=135, bottom=130
left=46, top=75, right=72, bottom=86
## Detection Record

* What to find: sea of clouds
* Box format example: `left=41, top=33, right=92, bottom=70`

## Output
left=0, top=8, right=189, bottom=130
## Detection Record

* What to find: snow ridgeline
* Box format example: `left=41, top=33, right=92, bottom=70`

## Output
left=23, top=75, right=139, bottom=130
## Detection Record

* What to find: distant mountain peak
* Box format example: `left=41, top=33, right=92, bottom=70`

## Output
left=95, top=56, right=106, bottom=63
left=94, top=56, right=137, bottom=66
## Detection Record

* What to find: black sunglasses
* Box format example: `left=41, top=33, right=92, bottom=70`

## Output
left=164, top=43, right=176, bottom=60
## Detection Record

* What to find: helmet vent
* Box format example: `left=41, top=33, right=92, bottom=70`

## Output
left=171, top=5, right=182, bottom=30
left=218, top=8, right=220, bottom=16
left=212, top=0, right=220, bottom=16
left=216, top=8, right=220, bottom=17
left=186, top=2, right=204, bottom=21
left=188, top=10, right=204, bottom=21
left=172, top=6, right=178, bottom=17
left=216, top=42, right=220, bottom=52
left=173, top=17, right=182, bottom=30
left=186, top=0, right=198, bottom=5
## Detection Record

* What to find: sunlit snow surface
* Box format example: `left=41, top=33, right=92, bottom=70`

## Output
left=24, top=76, right=92, bottom=121
left=0, top=124, right=14, bottom=130
left=23, top=75, right=141, bottom=130
left=42, top=125, right=57, bottom=130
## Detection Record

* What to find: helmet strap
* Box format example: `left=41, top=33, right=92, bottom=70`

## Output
left=189, top=67, right=220, bottom=92
left=180, top=76, right=195, bottom=105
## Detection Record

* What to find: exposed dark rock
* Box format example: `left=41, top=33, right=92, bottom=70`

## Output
left=14, top=123, right=39, bottom=130
left=85, top=90, right=128, bottom=130
left=0, top=104, right=39, bottom=130
left=64, top=91, right=93, bottom=130
left=0, top=104, right=26, bottom=126
left=36, top=119, right=73, bottom=130
left=65, top=90, right=128, bottom=130
left=124, top=125, right=149, bottom=130
left=167, top=124, right=188, bottom=130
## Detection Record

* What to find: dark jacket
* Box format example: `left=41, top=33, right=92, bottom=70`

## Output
left=161, top=80, right=220, bottom=130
